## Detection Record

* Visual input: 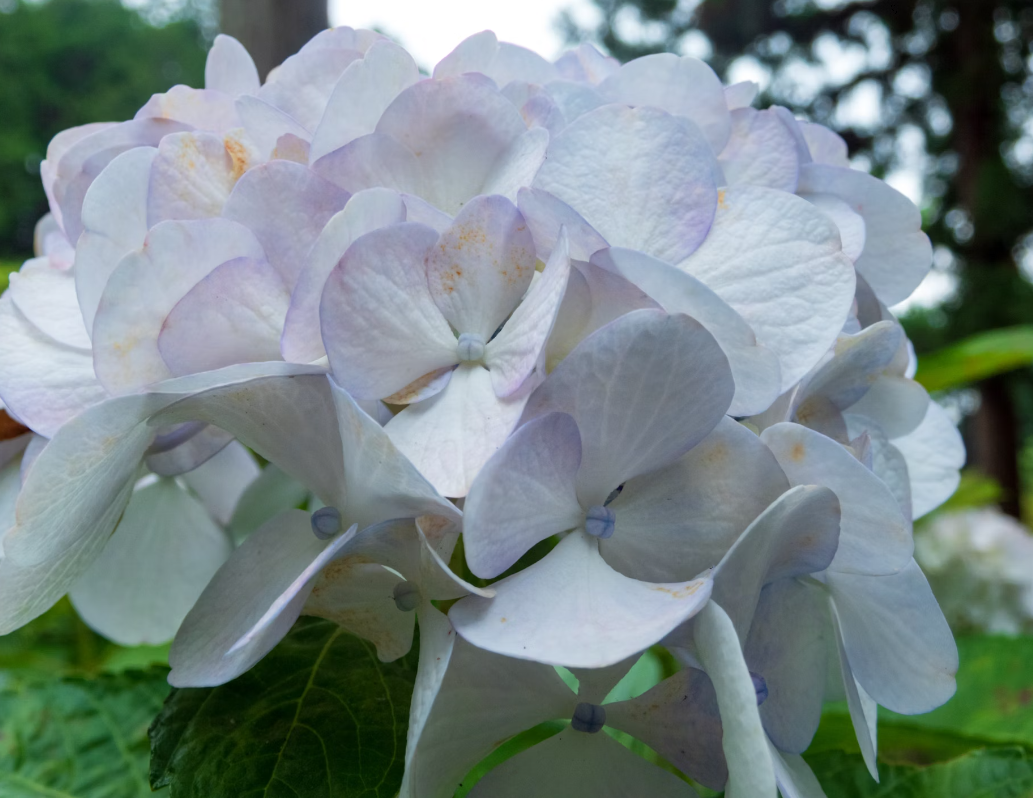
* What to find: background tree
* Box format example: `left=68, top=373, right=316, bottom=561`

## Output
left=0, top=0, right=207, bottom=259
left=565, top=0, right=1033, bottom=518
left=220, top=0, right=327, bottom=80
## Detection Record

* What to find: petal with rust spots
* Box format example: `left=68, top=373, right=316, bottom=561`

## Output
left=426, top=195, right=536, bottom=340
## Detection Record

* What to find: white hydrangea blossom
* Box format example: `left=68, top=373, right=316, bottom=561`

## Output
left=0, top=26, right=967, bottom=797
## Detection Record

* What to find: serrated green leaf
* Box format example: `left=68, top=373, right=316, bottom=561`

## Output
left=914, top=326, right=1033, bottom=391
left=149, top=617, right=418, bottom=798
left=0, top=667, right=171, bottom=798
left=805, top=747, right=1033, bottom=798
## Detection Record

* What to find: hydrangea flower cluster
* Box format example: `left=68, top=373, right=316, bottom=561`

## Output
left=0, top=27, right=966, bottom=797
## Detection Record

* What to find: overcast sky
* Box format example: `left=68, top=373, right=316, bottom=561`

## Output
left=329, top=0, right=598, bottom=69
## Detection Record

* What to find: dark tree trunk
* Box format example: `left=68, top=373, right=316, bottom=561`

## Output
left=220, top=0, right=328, bottom=80
left=946, top=0, right=1024, bottom=517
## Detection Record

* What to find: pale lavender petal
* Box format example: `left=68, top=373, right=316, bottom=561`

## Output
left=320, top=222, right=458, bottom=399
left=534, top=104, right=718, bottom=265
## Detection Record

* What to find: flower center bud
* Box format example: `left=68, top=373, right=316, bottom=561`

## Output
left=750, top=672, right=769, bottom=706
left=310, top=506, right=342, bottom=540
left=456, top=332, right=486, bottom=363
left=585, top=505, right=616, bottom=539
left=571, top=702, right=606, bottom=734
left=392, top=580, right=421, bottom=612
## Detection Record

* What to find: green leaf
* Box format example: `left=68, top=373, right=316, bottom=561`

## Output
left=0, top=667, right=171, bottom=798
left=149, top=617, right=418, bottom=798
left=805, top=747, right=1033, bottom=798
left=881, top=635, right=1033, bottom=749
left=914, top=326, right=1033, bottom=391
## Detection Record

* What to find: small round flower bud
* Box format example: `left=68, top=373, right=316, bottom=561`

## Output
left=393, top=580, right=421, bottom=612
left=750, top=672, right=769, bottom=706
left=457, top=332, right=486, bottom=363
left=585, top=505, right=616, bottom=539
left=571, top=702, right=606, bottom=734
left=311, top=506, right=342, bottom=540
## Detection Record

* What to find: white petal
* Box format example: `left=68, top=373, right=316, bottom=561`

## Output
left=677, top=185, right=856, bottom=392
left=718, top=107, right=801, bottom=193
left=798, top=164, right=931, bottom=306
left=463, top=412, right=584, bottom=579
left=182, top=440, right=260, bottom=525
left=52, top=118, right=188, bottom=243
left=724, top=81, right=758, bottom=110
left=168, top=510, right=356, bottom=686
left=386, top=363, right=528, bottom=498
left=147, top=131, right=247, bottom=224
left=606, top=666, right=727, bottom=790
left=155, top=366, right=345, bottom=508
left=136, top=85, right=240, bottom=133
left=481, top=126, right=550, bottom=202
left=469, top=726, right=699, bottom=798
left=9, top=258, right=90, bottom=349
left=797, top=321, right=903, bottom=417
left=603, top=417, right=790, bottom=583
left=891, top=399, right=964, bottom=519
left=436, top=30, right=559, bottom=86
left=75, top=146, right=157, bottom=333
left=761, top=423, right=913, bottom=575
left=0, top=364, right=303, bottom=629
left=828, top=559, right=957, bottom=714
left=798, top=121, right=849, bottom=167
left=69, top=479, right=233, bottom=645
left=522, top=309, right=733, bottom=507
left=695, top=601, right=777, bottom=798
left=320, top=222, right=458, bottom=399
left=593, top=246, right=781, bottom=416
left=486, top=230, right=571, bottom=396
left=744, top=580, right=827, bottom=754
left=829, top=599, right=879, bottom=781
left=769, top=745, right=829, bottom=798
left=799, top=192, right=865, bottom=261
left=534, top=104, right=718, bottom=265
left=236, top=95, right=311, bottom=160
left=846, top=375, right=929, bottom=439
left=544, top=259, right=659, bottom=371
left=517, top=186, right=609, bottom=263
left=93, top=218, right=266, bottom=393
left=258, top=47, right=364, bottom=132
left=309, top=40, right=420, bottom=163
left=710, top=485, right=841, bottom=641
left=426, top=195, right=536, bottom=339
left=158, top=255, right=289, bottom=374
left=0, top=293, right=106, bottom=437
left=402, top=629, right=572, bottom=798
left=451, top=530, right=712, bottom=668
left=304, top=561, right=415, bottom=661
left=843, top=414, right=912, bottom=519
left=282, top=188, right=407, bottom=363
left=222, top=160, right=350, bottom=287
left=205, top=34, right=260, bottom=96
left=328, top=378, right=461, bottom=528
left=144, top=425, right=233, bottom=477
left=598, top=53, right=731, bottom=152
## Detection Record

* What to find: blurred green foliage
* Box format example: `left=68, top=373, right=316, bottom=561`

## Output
left=0, top=0, right=207, bottom=258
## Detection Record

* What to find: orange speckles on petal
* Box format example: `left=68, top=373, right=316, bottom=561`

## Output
left=717, top=189, right=729, bottom=210
left=789, top=442, right=806, bottom=462
left=651, top=581, right=705, bottom=599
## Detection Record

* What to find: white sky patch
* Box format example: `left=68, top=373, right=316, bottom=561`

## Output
left=329, top=0, right=600, bottom=71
